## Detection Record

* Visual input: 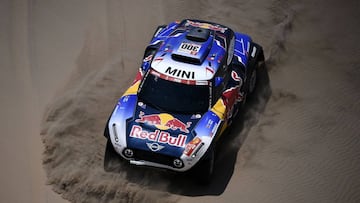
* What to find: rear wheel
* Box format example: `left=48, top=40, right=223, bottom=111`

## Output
left=246, top=51, right=264, bottom=99
left=248, top=68, right=257, bottom=94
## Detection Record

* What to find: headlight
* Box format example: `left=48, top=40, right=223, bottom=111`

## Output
left=173, top=158, right=184, bottom=168
left=123, top=148, right=134, bottom=158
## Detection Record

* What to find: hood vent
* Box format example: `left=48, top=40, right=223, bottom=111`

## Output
left=171, top=54, right=201, bottom=65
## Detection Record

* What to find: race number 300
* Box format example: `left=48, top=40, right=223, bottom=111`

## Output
left=178, top=42, right=201, bottom=55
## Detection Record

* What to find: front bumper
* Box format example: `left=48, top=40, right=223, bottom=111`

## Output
left=112, top=142, right=207, bottom=172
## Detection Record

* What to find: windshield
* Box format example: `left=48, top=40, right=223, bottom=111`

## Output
left=138, top=72, right=210, bottom=113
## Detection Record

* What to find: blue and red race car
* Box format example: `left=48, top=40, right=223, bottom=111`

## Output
left=104, top=19, right=265, bottom=181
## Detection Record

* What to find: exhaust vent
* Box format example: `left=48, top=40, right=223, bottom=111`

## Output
left=186, top=28, right=210, bottom=42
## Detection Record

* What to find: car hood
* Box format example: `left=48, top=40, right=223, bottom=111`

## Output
left=126, top=101, right=202, bottom=157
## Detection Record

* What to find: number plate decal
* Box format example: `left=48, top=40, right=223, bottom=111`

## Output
left=178, top=42, right=201, bottom=55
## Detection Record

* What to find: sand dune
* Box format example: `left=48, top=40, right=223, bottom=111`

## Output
left=1, top=0, right=359, bottom=202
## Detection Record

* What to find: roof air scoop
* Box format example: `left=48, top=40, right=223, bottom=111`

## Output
left=171, top=27, right=213, bottom=65
left=186, top=28, right=210, bottom=42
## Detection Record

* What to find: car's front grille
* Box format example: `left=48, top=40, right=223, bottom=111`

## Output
left=131, top=148, right=175, bottom=167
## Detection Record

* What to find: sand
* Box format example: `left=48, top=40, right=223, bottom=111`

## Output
left=1, top=0, right=359, bottom=202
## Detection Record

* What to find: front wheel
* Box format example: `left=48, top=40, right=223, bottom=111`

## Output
left=104, top=139, right=121, bottom=172
left=191, top=148, right=215, bottom=184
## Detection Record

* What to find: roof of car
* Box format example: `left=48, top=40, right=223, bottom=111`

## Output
left=148, top=19, right=233, bottom=82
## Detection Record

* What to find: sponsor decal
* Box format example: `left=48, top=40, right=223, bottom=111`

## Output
left=165, top=118, right=192, bottom=133
left=206, top=119, right=214, bottom=129
left=231, top=70, right=243, bottom=86
left=130, top=125, right=187, bottom=148
left=206, top=66, right=215, bottom=74
left=165, top=67, right=195, bottom=80
left=186, top=20, right=227, bottom=33
left=191, top=114, right=202, bottom=119
left=137, top=102, right=146, bottom=109
left=223, top=86, right=243, bottom=106
left=178, top=42, right=201, bottom=55
left=211, top=121, right=220, bottom=137
left=150, top=70, right=206, bottom=86
left=183, top=137, right=202, bottom=156
left=146, top=142, right=165, bottom=152
left=132, top=70, right=143, bottom=84
left=143, top=54, right=153, bottom=62
left=153, top=57, right=164, bottom=61
left=222, top=86, right=243, bottom=118
left=136, top=111, right=192, bottom=133
left=136, top=111, right=161, bottom=125
left=211, top=86, right=243, bottom=120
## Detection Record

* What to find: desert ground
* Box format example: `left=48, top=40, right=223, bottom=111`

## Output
left=1, top=0, right=359, bottom=202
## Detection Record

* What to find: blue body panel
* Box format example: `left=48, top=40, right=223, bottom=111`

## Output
left=234, top=32, right=252, bottom=67
left=111, top=94, right=221, bottom=158
left=110, top=95, right=137, bottom=122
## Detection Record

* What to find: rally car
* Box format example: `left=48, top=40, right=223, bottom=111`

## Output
left=103, top=19, right=264, bottom=180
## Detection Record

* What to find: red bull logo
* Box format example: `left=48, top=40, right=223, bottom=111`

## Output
left=130, top=125, right=187, bottom=147
left=222, top=86, right=242, bottom=109
left=135, top=111, right=191, bottom=133
left=186, top=20, right=228, bottom=33
left=136, top=112, right=161, bottom=125
left=211, top=86, right=243, bottom=120
left=165, top=118, right=191, bottom=133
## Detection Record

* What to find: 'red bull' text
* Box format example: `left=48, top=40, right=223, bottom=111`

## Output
left=129, top=125, right=187, bottom=148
